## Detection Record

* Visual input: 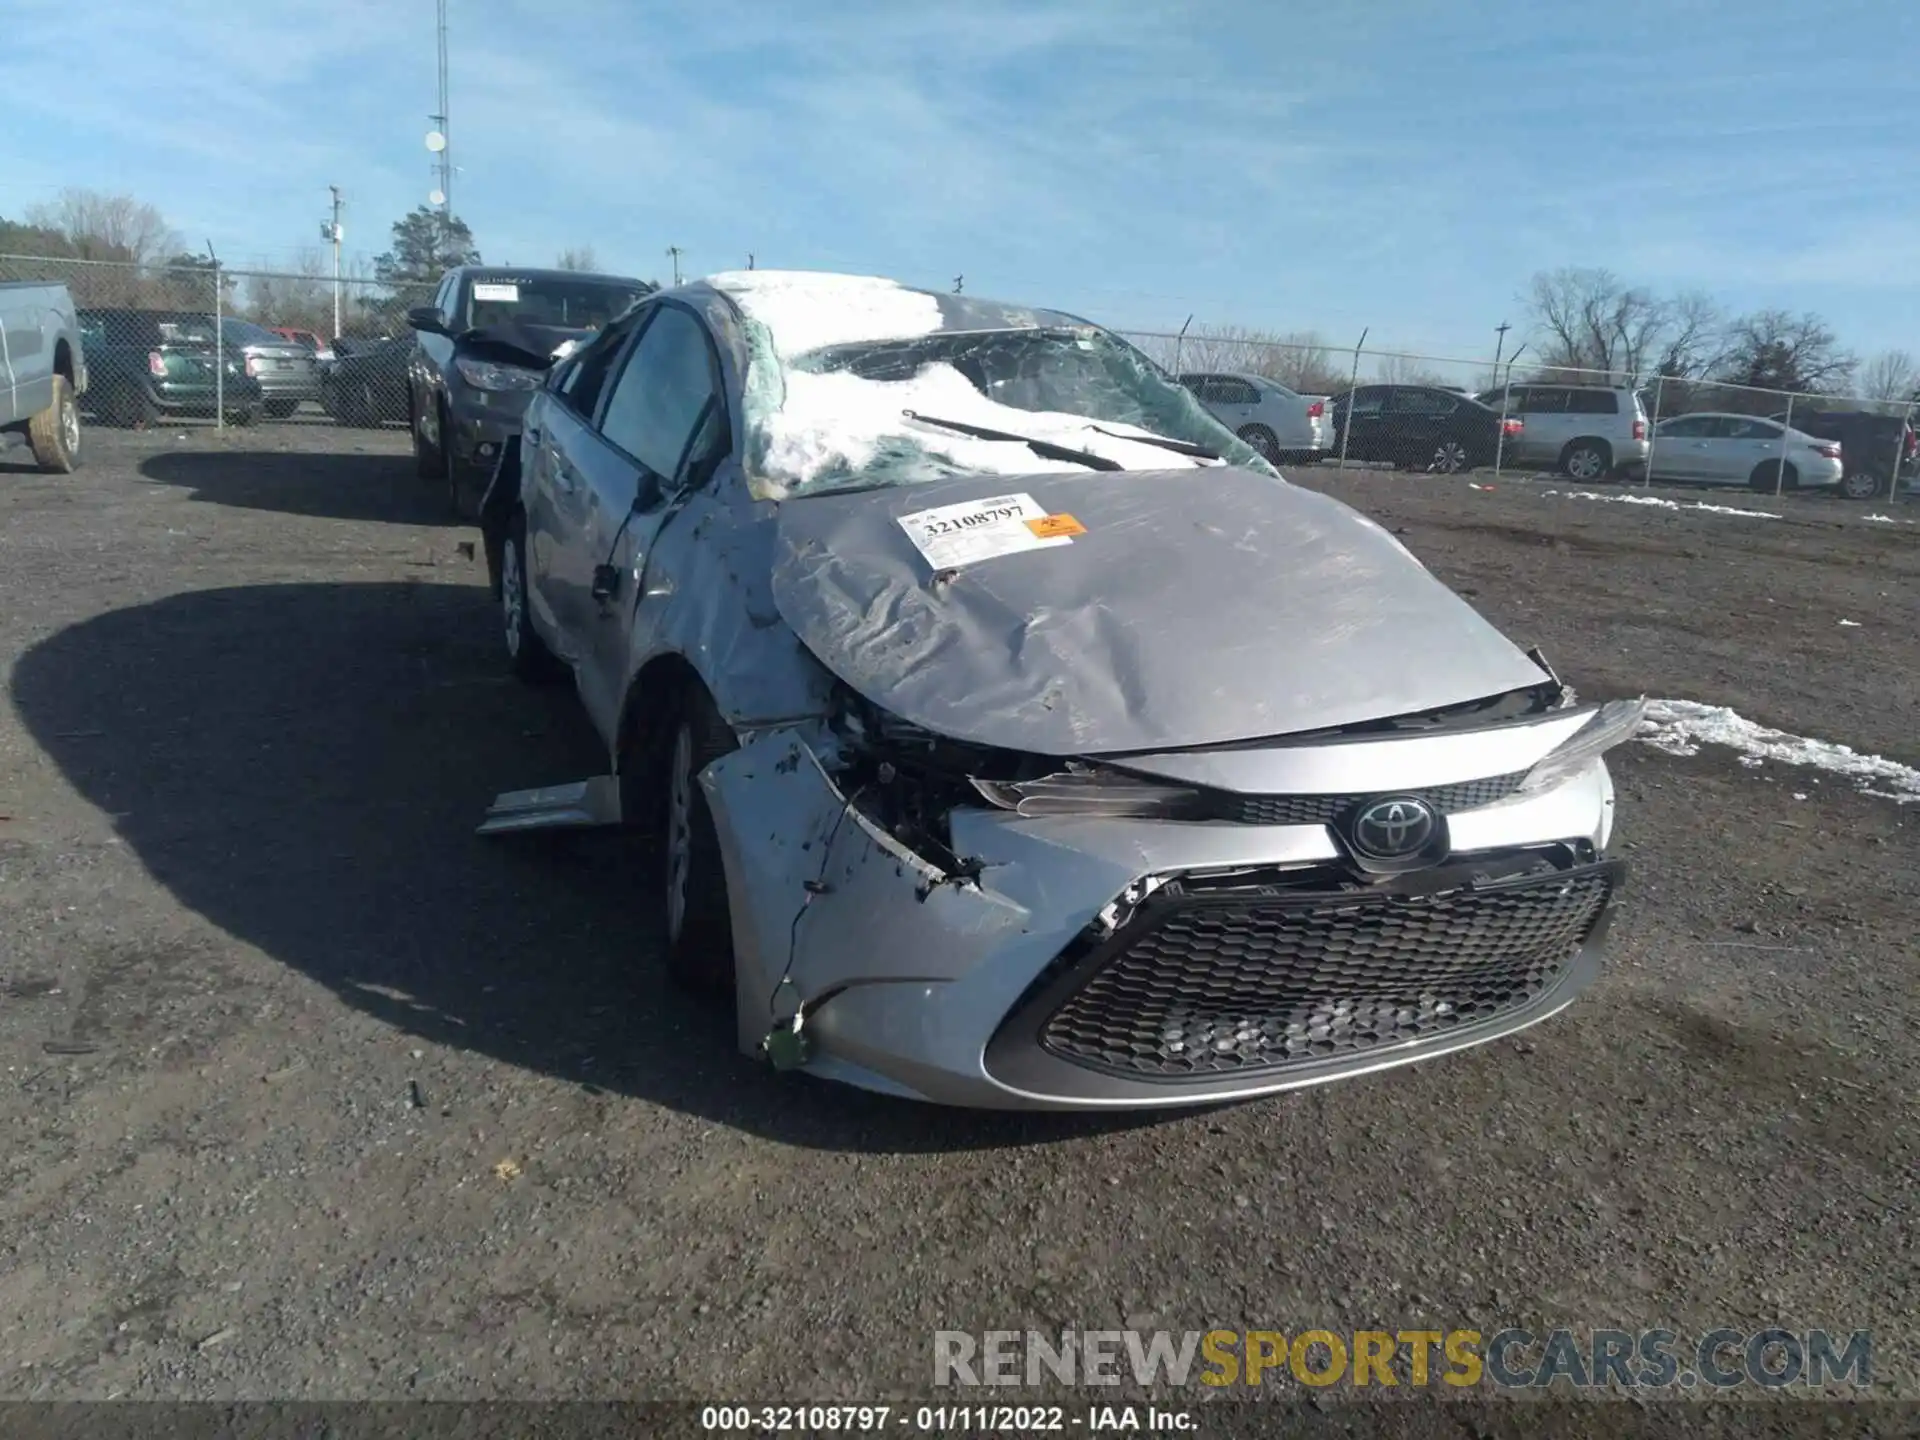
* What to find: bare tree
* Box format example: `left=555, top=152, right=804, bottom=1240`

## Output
left=1857, top=348, right=1919, bottom=404
left=1714, top=309, right=1856, bottom=403
left=25, top=188, right=179, bottom=265
left=1372, top=352, right=1455, bottom=387
left=1523, top=267, right=1722, bottom=384
left=1137, top=324, right=1349, bottom=394
left=243, top=249, right=333, bottom=333
left=555, top=246, right=599, bottom=271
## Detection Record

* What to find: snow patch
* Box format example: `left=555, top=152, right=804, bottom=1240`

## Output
left=1541, top=488, right=1781, bottom=519
left=704, top=270, right=941, bottom=358
left=1638, top=699, right=1920, bottom=804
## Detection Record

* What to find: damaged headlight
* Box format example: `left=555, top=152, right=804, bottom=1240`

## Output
left=1512, top=698, right=1649, bottom=796
left=456, top=358, right=542, bottom=392
left=970, top=767, right=1208, bottom=820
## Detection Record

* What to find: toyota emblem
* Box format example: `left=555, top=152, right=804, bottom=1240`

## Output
left=1348, top=795, right=1438, bottom=861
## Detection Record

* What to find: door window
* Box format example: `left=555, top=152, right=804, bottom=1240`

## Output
left=1566, top=389, right=1619, bottom=415
left=1214, top=377, right=1260, bottom=405
left=596, top=305, right=728, bottom=484
left=1388, top=387, right=1455, bottom=415
left=1345, top=387, right=1386, bottom=415
left=1659, top=416, right=1713, bottom=438
left=554, top=311, right=643, bottom=420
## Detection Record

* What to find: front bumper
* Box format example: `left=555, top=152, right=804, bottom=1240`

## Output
left=448, top=388, right=533, bottom=479
left=703, top=721, right=1623, bottom=1111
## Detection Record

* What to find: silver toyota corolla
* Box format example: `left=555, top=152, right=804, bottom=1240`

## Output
left=476, top=270, right=1642, bottom=1111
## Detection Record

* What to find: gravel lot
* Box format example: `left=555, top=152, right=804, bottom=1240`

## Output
left=1, top=426, right=1914, bottom=1406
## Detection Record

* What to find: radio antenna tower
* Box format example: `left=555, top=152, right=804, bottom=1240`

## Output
left=425, top=0, right=453, bottom=250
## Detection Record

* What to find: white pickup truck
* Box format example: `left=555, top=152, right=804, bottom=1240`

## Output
left=1, top=281, right=86, bottom=473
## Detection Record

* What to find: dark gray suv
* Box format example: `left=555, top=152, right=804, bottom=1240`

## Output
left=406, top=266, right=654, bottom=517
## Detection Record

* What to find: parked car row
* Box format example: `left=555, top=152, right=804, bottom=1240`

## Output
left=432, top=266, right=1640, bottom=1111
left=1180, top=371, right=1905, bottom=499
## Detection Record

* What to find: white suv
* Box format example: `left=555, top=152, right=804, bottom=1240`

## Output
left=1474, top=383, right=1651, bottom=481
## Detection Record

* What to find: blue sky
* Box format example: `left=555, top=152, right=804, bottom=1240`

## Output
left=4, top=0, right=1917, bottom=361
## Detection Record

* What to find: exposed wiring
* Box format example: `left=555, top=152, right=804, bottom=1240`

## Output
left=766, top=784, right=865, bottom=1021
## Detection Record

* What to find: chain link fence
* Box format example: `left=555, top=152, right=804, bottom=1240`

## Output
left=1, top=253, right=428, bottom=430
left=1120, top=328, right=1918, bottom=504
left=7, top=249, right=1914, bottom=506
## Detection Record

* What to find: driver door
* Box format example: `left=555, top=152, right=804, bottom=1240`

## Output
left=569, top=302, right=731, bottom=741
left=523, top=309, right=643, bottom=664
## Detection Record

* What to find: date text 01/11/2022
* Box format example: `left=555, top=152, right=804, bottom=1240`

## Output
left=698, top=1403, right=1196, bottom=1432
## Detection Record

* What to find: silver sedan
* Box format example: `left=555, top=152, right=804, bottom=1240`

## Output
left=476, top=270, right=1641, bottom=1110
left=1647, top=412, right=1845, bottom=492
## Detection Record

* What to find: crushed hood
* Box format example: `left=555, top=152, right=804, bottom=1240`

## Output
left=770, top=467, right=1551, bottom=757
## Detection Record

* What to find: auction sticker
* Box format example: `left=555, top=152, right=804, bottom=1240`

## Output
left=897, top=493, right=1079, bottom=571
left=472, top=282, right=520, bottom=302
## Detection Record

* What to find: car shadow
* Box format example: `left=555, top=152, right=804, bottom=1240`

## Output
left=138, top=448, right=459, bottom=527
left=11, top=579, right=1166, bottom=1153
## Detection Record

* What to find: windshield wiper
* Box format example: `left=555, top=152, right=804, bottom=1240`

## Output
left=902, top=410, right=1122, bottom=472
left=1086, top=424, right=1219, bottom=461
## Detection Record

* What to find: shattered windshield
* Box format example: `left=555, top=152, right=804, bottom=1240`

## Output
left=738, top=323, right=1278, bottom=497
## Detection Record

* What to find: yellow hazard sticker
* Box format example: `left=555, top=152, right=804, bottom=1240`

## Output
left=1026, top=513, right=1087, bottom=539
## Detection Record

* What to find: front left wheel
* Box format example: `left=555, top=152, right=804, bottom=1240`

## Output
left=27, top=375, right=81, bottom=473
left=647, top=684, right=739, bottom=996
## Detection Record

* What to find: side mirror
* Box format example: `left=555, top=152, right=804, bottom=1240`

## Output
left=405, top=305, right=447, bottom=336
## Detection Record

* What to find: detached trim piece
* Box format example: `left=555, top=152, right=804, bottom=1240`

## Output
left=477, top=776, right=623, bottom=835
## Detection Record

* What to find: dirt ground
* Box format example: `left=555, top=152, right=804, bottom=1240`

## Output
left=0, top=426, right=1914, bottom=1407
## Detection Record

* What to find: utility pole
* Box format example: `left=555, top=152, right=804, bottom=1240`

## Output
left=746, top=252, right=754, bottom=270
left=323, top=186, right=344, bottom=339
left=953, top=274, right=963, bottom=294
left=1492, top=320, right=1511, bottom=379
left=207, top=240, right=223, bottom=431
left=667, top=246, right=684, bottom=286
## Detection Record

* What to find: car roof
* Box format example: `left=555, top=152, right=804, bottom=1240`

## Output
left=693, top=269, right=1088, bottom=350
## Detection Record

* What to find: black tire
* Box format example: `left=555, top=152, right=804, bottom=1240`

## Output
left=638, top=682, right=739, bottom=996
left=263, top=398, right=300, bottom=420
left=27, top=375, right=81, bottom=474
left=1750, top=460, right=1798, bottom=494
left=1838, top=469, right=1884, bottom=501
left=1561, top=439, right=1612, bottom=482
left=411, top=387, right=440, bottom=479
left=108, top=384, right=159, bottom=430
left=1427, top=438, right=1470, bottom=474
left=500, top=512, right=563, bottom=683
left=228, top=404, right=260, bottom=427
left=1236, top=425, right=1281, bottom=465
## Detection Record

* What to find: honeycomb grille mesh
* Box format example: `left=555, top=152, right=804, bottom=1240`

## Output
left=1040, top=869, right=1612, bottom=1078
left=1232, top=771, right=1525, bottom=827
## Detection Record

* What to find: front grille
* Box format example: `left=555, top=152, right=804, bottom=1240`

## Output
left=1037, top=865, right=1614, bottom=1079
left=1231, top=771, right=1524, bottom=827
